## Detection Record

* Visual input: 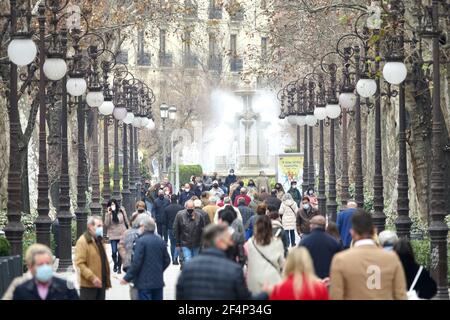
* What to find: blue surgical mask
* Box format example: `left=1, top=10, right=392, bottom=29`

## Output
left=35, top=264, right=53, bottom=283
left=303, top=203, right=310, bottom=210
left=95, top=226, right=103, bottom=238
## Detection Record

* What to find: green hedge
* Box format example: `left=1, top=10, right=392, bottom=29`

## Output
left=178, top=165, right=203, bottom=186
left=411, top=239, right=450, bottom=285
left=0, top=236, right=11, bottom=256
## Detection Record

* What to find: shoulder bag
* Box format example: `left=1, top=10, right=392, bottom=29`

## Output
left=407, top=266, right=423, bottom=300
left=251, top=239, right=282, bottom=275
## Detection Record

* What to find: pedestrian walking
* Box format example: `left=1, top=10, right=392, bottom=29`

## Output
left=176, top=224, right=270, bottom=300
left=75, top=216, right=111, bottom=300
left=237, top=197, right=255, bottom=228
left=265, top=189, right=282, bottom=211
left=217, top=205, right=246, bottom=266
left=209, top=180, right=225, bottom=199
left=121, top=215, right=171, bottom=300
left=233, top=187, right=252, bottom=207
left=329, top=209, right=407, bottom=300
left=268, top=209, right=289, bottom=256
left=274, top=182, right=285, bottom=200
left=154, top=189, right=170, bottom=241
left=203, top=196, right=219, bottom=224
left=269, top=247, right=329, bottom=300
left=105, top=198, right=130, bottom=274
left=165, top=194, right=184, bottom=265
left=296, top=196, right=319, bottom=239
left=336, top=200, right=357, bottom=249
left=257, top=186, right=270, bottom=203
left=230, top=180, right=244, bottom=204
left=394, top=239, right=437, bottom=299
left=130, top=200, right=151, bottom=223
left=299, top=216, right=341, bottom=279
left=119, top=215, right=145, bottom=300
left=173, top=200, right=207, bottom=265
left=287, top=181, right=301, bottom=207
left=194, top=198, right=211, bottom=225
left=245, top=203, right=267, bottom=241
left=378, top=230, right=399, bottom=251
left=245, top=215, right=285, bottom=295
left=255, top=170, right=270, bottom=194
left=179, top=183, right=195, bottom=207
left=224, top=168, right=237, bottom=189
left=12, top=244, right=79, bottom=300
left=305, top=188, right=318, bottom=209
left=279, top=193, right=298, bottom=247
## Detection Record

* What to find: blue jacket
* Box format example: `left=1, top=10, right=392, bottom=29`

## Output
left=123, top=232, right=171, bottom=290
left=299, top=228, right=341, bottom=279
left=238, top=205, right=255, bottom=227
left=176, top=248, right=267, bottom=300
left=224, top=174, right=237, bottom=188
left=153, top=196, right=170, bottom=225
left=179, top=191, right=194, bottom=207
left=336, top=207, right=356, bottom=248
left=13, top=277, right=79, bottom=300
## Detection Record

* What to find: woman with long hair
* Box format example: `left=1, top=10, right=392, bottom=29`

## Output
left=245, top=215, right=285, bottom=294
left=105, top=198, right=130, bottom=274
left=269, top=247, right=329, bottom=300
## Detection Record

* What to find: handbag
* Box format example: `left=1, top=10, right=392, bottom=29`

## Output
left=251, top=239, right=282, bottom=275
left=407, top=266, right=423, bottom=300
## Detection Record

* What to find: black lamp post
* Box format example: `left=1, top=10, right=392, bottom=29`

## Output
left=315, top=76, right=327, bottom=217
left=353, top=46, right=364, bottom=208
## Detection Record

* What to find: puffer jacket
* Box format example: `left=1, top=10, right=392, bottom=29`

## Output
left=173, top=209, right=206, bottom=248
left=279, top=199, right=298, bottom=230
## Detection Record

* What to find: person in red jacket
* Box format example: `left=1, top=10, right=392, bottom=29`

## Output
left=233, top=187, right=251, bottom=207
left=269, top=247, right=329, bottom=300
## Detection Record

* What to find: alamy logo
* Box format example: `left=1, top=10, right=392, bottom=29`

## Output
left=366, top=265, right=381, bottom=290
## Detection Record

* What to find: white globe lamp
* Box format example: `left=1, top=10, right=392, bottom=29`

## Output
left=132, top=116, right=142, bottom=128
left=146, top=119, right=156, bottom=130
left=86, top=90, right=104, bottom=108
left=313, top=106, right=327, bottom=121
left=383, top=61, right=407, bottom=85
left=296, top=114, right=306, bottom=126
left=43, top=57, right=67, bottom=81
left=123, top=112, right=134, bottom=125
left=339, top=92, right=357, bottom=109
left=7, top=37, right=37, bottom=66
left=356, top=78, right=377, bottom=98
left=99, top=100, right=114, bottom=116
left=66, top=77, right=87, bottom=96
left=325, top=104, right=341, bottom=119
left=305, top=114, right=317, bottom=127
left=113, top=106, right=127, bottom=121
left=141, top=117, right=150, bottom=127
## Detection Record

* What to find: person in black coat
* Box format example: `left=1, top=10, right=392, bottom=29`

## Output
left=394, top=239, right=437, bottom=299
left=299, top=215, right=341, bottom=279
left=224, top=169, right=237, bottom=189
left=264, top=189, right=282, bottom=211
left=165, top=194, right=184, bottom=265
left=176, top=223, right=269, bottom=300
left=179, top=183, right=195, bottom=207
left=153, top=190, right=170, bottom=242
left=121, top=215, right=171, bottom=300
left=13, top=243, right=79, bottom=300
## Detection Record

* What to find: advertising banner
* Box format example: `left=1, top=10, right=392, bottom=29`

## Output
left=276, top=153, right=303, bottom=193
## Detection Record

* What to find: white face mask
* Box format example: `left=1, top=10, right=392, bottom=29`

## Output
left=111, top=204, right=116, bottom=211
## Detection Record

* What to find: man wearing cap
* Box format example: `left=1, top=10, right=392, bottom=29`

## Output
left=299, top=215, right=341, bottom=279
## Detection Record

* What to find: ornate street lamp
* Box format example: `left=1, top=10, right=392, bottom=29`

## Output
left=160, top=102, right=169, bottom=175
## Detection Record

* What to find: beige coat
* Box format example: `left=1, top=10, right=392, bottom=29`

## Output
left=255, top=176, right=270, bottom=193
left=203, top=204, right=219, bottom=224
left=329, top=243, right=407, bottom=300
left=279, top=199, right=298, bottom=230
left=74, top=232, right=111, bottom=289
left=105, top=208, right=130, bottom=240
left=245, top=237, right=285, bottom=294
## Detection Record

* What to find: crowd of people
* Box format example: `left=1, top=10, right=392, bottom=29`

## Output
left=2, top=169, right=438, bottom=301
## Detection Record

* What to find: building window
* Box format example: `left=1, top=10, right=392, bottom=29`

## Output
left=137, top=30, right=151, bottom=66
left=230, top=34, right=242, bottom=72
left=116, top=50, right=128, bottom=64
left=261, top=37, right=267, bottom=60
left=209, top=0, right=222, bottom=19
left=185, top=0, right=198, bottom=18
left=159, top=29, right=172, bottom=67
left=208, top=33, right=221, bottom=72
left=183, top=30, right=197, bottom=68
left=230, top=34, right=237, bottom=57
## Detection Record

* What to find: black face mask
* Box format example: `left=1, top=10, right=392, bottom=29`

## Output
left=213, top=184, right=219, bottom=188
left=187, top=209, right=194, bottom=216
left=159, top=195, right=164, bottom=199
left=138, top=209, right=145, bottom=213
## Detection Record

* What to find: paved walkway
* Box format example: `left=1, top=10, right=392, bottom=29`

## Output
left=58, top=244, right=180, bottom=300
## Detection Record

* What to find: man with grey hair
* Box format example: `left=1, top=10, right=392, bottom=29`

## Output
left=233, top=187, right=251, bottom=207
left=121, top=215, right=170, bottom=300
left=336, top=200, right=358, bottom=249
left=194, top=198, right=211, bottom=225
left=299, top=215, right=341, bottom=279
left=378, top=230, right=399, bottom=251
left=11, top=244, right=79, bottom=300
left=75, top=215, right=111, bottom=300
left=173, top=200, right=207, bottom=267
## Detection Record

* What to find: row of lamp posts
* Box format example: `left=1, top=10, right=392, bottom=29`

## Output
left=3, top=2, right=156, bottom=272
left=278, top=0, right=448, bottom=299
